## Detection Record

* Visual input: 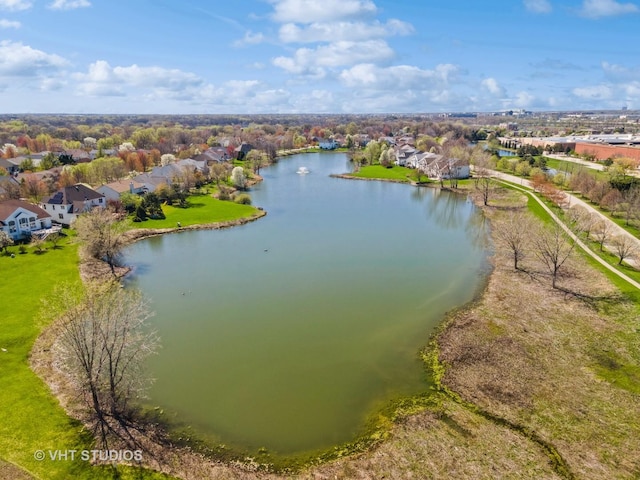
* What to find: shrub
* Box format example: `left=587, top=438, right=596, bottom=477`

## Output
left=234, top=193, right=252, bottom=205
left=19, top=244, right=27, bottom=254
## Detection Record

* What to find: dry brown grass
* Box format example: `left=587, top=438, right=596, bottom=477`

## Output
left=29, top=188, right=640, bottom=480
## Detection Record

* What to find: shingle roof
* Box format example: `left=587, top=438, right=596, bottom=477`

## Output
left=0, top=199, right=51, bottom=221
left=44, top=184, right=104, bottom=205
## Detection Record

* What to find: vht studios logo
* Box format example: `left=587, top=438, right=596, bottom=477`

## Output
left=34, top=449, right=143, bottom=462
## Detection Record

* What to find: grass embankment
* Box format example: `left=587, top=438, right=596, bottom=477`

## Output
left=348, top=165, right=414, bottom=182
left=129, top=193, right=260, bottom=230
left=0, top=238, right=171, bottom=480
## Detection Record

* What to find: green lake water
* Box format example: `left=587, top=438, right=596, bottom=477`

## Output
left=124, top=152, right=489, bottom=456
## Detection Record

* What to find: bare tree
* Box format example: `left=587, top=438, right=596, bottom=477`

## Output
left=611, top=235, right=639, bottom=266
left=533, top=223, right=576, bottom=289
left=474, top=167, right=495, bottom=206
left=55, top=285, right=159, bottom=448
left=593, top=220, right=613, bottom=252
left=75, top=208, right=126, bottom=276
left=492, top=211, right=533, bottom=270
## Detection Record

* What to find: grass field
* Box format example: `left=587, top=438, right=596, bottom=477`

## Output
left=130, top=194, right=260, bottom=229
left=350, top=165, right=414, bottom=182
left=0, top=237, right=171, bottom=479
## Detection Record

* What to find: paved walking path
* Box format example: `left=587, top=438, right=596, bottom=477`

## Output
left=479, top=167, right=640, bottom=290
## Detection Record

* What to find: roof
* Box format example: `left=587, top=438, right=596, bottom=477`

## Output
left=99, top=179, right=146, bottom=193
left=0, top=199, right=51, bottom=221
left=44, top=184, right=104, bottom=205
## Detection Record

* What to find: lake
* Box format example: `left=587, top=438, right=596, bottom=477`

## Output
left=124, top=152, right=489, bottom=457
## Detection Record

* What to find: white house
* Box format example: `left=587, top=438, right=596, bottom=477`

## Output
left=41, top=184, right=106, bottom=226
left=318, top=138, right=339, bottom=150
left=0, top=199, right=53, bottom=240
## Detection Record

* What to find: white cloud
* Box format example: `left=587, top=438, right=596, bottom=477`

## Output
left=512, top=91, right=535, bottom=107
left=0, top=18, right=20, bottom=28
left=481, top=77, right=506, bottom=96
left=524, top=0, right=552, bottom=13
left=273, top=40, right=395, bottom=76
left=339, top=63, right=459, bottom=89
left=0, top=40, right=68, bottom=76
left=233, top=30, right=265, bottom=47
left=0, top=0, right=31, bottom=11
left=269, top=0, right=376, bottom=23
left=573, top=84, right=613, bottom=99
left=48, top=0, right=90, bottom=9
left=73, top=60, right=203, bottom=97
left=279, top=19, right=413, bottom=43
left=580, top=0, right=639, bottom=18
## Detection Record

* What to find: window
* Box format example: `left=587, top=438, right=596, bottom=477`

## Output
left=99, top=198, right=103, bottom=203
left=59, top=214, right=64, bottom=220
left=29, top=217, right=36, bottom=229
left=8, top=220, right=16, bottom=234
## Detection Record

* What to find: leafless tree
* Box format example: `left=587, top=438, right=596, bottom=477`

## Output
left=492, top=211, right=533, bottom=270
left=611, top=235, right=639, bottom=266
left=75, top=208, right=126, bottom=276
left=474, top=166, right=495, bottom=206
left=55, top=285, right=159, bottom=448
left=533, top=223, right=576, bottom=289
left=593, top=220, right=613, bottom=252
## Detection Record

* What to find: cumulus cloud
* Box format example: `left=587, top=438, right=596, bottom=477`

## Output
left=73, top=60, right=203, bottom=97
left=0, top=0, right=31, bottom=10
left=0, top=18, right=20, bottom=28
left=580, top=0, right=639, bottom=18
left=0, top=40, right=68, bottom=76
left=339, top=63, right=460, bottom=90
left=524, top=0, right=552, bottom=13
left=481, top=77, right=506, bottom=96
left=48, top=0, right=90, bottom=9
left=573, top=84, right=613, bottom=99
left=278, top=19, right=413, bottom=43
left=273, top=40, right=395, bottom=76
left=269, top=0, right=376, bottom=23
left=233, top=30, right=265, bottom=47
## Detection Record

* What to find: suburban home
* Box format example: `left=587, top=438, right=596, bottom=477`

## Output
left=427, top=157, right=471, bottom=180
left=41, top=184, right=106, bottom=226
left=0, top=176, right=20, bottom=198
left=96, top=179, right=147, bottom=201
left=318, top=138, right=339, bottom=150
left=0, top=199, right=53, bottom=240
left=0, top=158, right=21, bottom=175
left=195, top=147, right=230, bottom=164
left=234, top=143, right=253, bottom=160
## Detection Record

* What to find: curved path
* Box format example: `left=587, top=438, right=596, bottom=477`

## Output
left=480, top=168, right=640, bottom=290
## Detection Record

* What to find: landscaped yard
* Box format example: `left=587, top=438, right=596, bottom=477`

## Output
left=130, top=193, right=260, bottom=229
left=350, top=165, right=414, bottom=182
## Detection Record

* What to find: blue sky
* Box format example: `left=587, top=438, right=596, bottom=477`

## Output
left=0, top=0, right=639, bottom=114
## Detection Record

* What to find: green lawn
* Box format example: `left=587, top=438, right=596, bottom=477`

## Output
left=131, top=193, right=260, bottom=229
left=350, top=165, right=414, bottom=182
left=0, top=238, right=172, bottom=479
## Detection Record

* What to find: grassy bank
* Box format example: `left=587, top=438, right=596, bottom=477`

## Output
left=0, top=238, right=171, bottom=480
left=348, top=165, right=415, bottom=182
left=129, top=193, right=260, bottom=229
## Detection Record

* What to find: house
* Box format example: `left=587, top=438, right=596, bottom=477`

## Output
left=195, top=147, right=230, bottom=164
left=0, top=176, right=20, bottom=198
left=234, top=143, right=253, bottom=160
left=96, top=179, right=147, bottom=201
left=64, top=149, right=92, bottom=163
left=427, top=157, right=470, bottom=180
left=131, top=173, right=170, bottom=193
left=318, top=138, right=339, bottom=150
left=0, top=199, right=53, bottom=240
left=0, top=158, right=21, bottom=175
left=41, top=184, right=106, bottom=226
